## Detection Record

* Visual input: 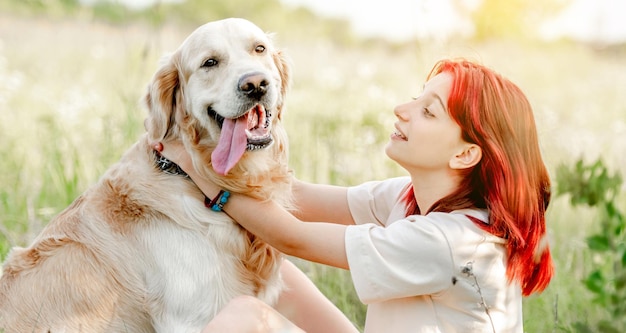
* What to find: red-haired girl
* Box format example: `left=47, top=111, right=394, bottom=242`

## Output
left=155, top=59, right=553, bottom=333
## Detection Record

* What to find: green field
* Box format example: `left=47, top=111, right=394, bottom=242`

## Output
left=0, top=10, right=625, bottom=332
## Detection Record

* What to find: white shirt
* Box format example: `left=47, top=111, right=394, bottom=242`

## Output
left=345, top=177, right=522, bottom=333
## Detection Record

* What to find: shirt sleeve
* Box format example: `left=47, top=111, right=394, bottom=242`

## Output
left=345, top=216, right=455, bottom=303
left=347, top=177, right=411, bottom=227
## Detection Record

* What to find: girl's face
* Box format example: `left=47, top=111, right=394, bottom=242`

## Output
left=385, top=73, right=467, bottom=173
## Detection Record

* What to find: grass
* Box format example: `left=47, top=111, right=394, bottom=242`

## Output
left=0, top=15, right=625, bottom=332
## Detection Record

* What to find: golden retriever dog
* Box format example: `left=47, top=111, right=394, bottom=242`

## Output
left=0, top=18, right=292, bottom=332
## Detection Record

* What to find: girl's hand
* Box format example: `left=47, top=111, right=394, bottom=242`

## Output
left=152, top=140, right=223, bottom=203
left=152, top=140, right=193, bottom=173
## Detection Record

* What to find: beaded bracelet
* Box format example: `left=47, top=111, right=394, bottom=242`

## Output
left=204, top=190, right=231, bottom=212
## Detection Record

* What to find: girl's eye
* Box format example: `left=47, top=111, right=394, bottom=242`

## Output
left=255, top=45, right=266, bottom=53
left=202, top=59, right=218, bottom=68
left=423, top=108, right=435, bottom=117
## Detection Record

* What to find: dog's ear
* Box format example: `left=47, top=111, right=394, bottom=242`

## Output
left=272, top=50, right=291, bottom=120
left=144, top=53, right=183, bottom=141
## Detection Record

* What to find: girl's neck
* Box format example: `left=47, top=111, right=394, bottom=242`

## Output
left=409, top=170, right=460, bottom=215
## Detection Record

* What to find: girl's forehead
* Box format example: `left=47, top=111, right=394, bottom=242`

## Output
left=424, top=72, right=452, bottom=90
left=419, top=73, right=453, bottom=102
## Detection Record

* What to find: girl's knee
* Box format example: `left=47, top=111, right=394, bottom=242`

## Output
left=204, top=295, right=303, bottom=333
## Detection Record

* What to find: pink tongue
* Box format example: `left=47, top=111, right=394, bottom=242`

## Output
left=211, top=117, right=248, bottom=175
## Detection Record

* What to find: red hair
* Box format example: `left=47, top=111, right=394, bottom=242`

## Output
left=403, top=59, right=553, bottom=296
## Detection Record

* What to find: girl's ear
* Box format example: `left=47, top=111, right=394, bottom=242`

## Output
left=450, top=144, right=482, bottom=170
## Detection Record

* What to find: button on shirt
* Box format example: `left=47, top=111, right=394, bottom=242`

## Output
left=345, top=177, right=523, bottom=333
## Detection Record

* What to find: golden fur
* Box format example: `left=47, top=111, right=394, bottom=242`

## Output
left=0, top=18, right=292, bottom=332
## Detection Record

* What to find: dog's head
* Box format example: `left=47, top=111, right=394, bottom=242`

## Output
left=144, top=18, right=292, bottom=199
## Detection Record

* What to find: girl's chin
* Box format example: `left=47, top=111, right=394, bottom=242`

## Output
left=384, top=143, right=398, bottom=161
left=385, top=144, right=412, bottom=172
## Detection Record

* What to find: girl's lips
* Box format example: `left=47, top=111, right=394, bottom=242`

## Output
left=391, top=132, right=406, bottom=141
left=393, top=124, right=407, bottom=140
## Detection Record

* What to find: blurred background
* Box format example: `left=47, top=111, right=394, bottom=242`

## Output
left=0, top=0, right=625, bottom=331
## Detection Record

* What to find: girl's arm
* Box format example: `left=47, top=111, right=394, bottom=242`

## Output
left=291, top=179, right=355, bottom=225
left=155, top=141, right=350, bottom=269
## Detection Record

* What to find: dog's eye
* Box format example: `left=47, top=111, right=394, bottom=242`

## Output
left=255, top=45, right=265, bottom=53
left=202, top=59, right=218, bottom=68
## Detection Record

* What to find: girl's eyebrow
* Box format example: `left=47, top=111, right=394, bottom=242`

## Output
left=416, top=83, right=445, bottom=110
left=420, top=90, right=445, bottom=110
left=432, top=92, right=445, bottom=109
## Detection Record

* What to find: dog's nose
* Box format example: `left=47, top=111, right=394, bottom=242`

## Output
left=238, top=72, right=269, bottom=100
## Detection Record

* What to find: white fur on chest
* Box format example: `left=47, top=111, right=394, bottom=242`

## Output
left=137, top=196, right=276, bottom=332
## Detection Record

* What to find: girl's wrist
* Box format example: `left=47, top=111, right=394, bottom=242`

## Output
left=187, top=169, right=227, bottom=210
left=205, top=189, right=231, bottom=212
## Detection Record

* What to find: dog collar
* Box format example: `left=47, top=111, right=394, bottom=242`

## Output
left=154, top=150, right=189, bottom=178
left=153, top=150, right=222, bottom=212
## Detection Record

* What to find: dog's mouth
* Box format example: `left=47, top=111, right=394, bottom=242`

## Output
left=210, top=104, right=274, bottom=175
left=245, top=105, right=273, bottom=149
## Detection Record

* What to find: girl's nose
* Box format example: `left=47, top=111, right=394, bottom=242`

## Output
left=393, top=103, right=410, bottom=121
